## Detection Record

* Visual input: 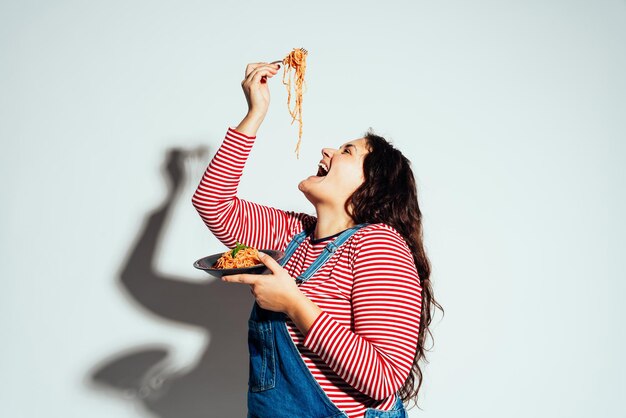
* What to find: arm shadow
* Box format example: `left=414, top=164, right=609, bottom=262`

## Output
left=86, top=146, right=251, bottom=418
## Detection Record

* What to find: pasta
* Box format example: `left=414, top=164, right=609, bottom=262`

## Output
left=281, top=48, right=307, bottom=158
left=213, top=243, right=262, bottom=269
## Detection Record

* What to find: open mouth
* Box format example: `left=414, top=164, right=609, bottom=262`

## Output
left=316, top=162, right=329, bottom=177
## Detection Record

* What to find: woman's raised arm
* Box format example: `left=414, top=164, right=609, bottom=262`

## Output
left=192, top=62, right=314, bottom=251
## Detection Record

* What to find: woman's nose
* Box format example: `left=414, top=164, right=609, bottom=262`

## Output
left=321, top=148, right=336, bottom=158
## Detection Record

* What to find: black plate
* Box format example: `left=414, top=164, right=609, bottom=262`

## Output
left=193, top=249, right=284, bottom=278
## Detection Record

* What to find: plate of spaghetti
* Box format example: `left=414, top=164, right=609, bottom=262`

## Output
left=193, top=243, right=284, bottom=278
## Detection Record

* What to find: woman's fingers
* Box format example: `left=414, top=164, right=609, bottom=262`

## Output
left=257, top=252, right=282, bottom=274
left=245, top=62, right=267, bottom=78
left=243, top=66, right=280, bottom=86
left=245, top=62, right=281, bottom=78
left=252, top=69, right=276, bottom=85
left=223, top=274, right=258, bottom=284
left=245, top=63, right=280, bottom=80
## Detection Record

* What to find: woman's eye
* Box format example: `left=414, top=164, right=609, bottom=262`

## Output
left=342, top=148, right=350, bottom=154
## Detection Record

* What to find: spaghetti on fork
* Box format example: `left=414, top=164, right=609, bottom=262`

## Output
left=281, top=48, right=307, bottom=158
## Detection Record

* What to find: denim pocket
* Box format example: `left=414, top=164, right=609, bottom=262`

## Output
left=248, top=319, right=276, bottom=392
left=364, top=397, right=407, bottom=418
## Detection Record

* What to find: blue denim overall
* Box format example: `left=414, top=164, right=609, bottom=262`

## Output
left=247, top=224, right=408, bottom=418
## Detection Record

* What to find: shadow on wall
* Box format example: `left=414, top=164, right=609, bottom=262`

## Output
left=86, top=146, right=252, bottom=417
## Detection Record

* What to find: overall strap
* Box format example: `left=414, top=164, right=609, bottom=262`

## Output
left=296, top=223, right=368, bottom=284
left=279, top=223, right=369, bottom=284
left=279, top=229, right=309, bottom=268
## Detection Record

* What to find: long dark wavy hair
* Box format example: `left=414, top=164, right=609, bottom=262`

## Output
left=346, top=129, right=444, bottom=410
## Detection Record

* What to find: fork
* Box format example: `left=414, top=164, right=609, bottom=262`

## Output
left=262, top=48, right=307, bottom=83
left=270, top=48, right=308, bottom=65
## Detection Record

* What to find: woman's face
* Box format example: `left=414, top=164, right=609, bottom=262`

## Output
left=298, top=138, right=370, bottom=207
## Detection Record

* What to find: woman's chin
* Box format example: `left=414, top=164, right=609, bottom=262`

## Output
left=298, top=176, right=325, bottom=200
left=299, top=175, right=325, bottom=188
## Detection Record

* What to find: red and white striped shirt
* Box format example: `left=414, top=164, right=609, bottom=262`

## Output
left=192, top=127, right=422, bottom=417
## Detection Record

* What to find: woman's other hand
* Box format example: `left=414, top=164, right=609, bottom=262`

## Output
left=222, top=252, right=323, bottom=335
left=223, top=251, right=299, bottom=313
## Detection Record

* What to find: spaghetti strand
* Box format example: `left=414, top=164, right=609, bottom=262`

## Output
left=281, top=48, right=307, bottom=158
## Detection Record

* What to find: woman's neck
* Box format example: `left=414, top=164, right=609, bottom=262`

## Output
left=313, top=204, right=354, bottom=240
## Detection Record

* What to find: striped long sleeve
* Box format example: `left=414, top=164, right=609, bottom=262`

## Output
left=191, top=127, right=314, bottom=250
left=302, top=226, right=422, bottom=400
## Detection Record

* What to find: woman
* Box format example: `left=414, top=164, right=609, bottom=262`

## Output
left=192, top=62, right=441, bottom=418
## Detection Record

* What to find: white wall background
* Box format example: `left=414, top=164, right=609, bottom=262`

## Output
left=2, top=0, right=625, bottom=417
